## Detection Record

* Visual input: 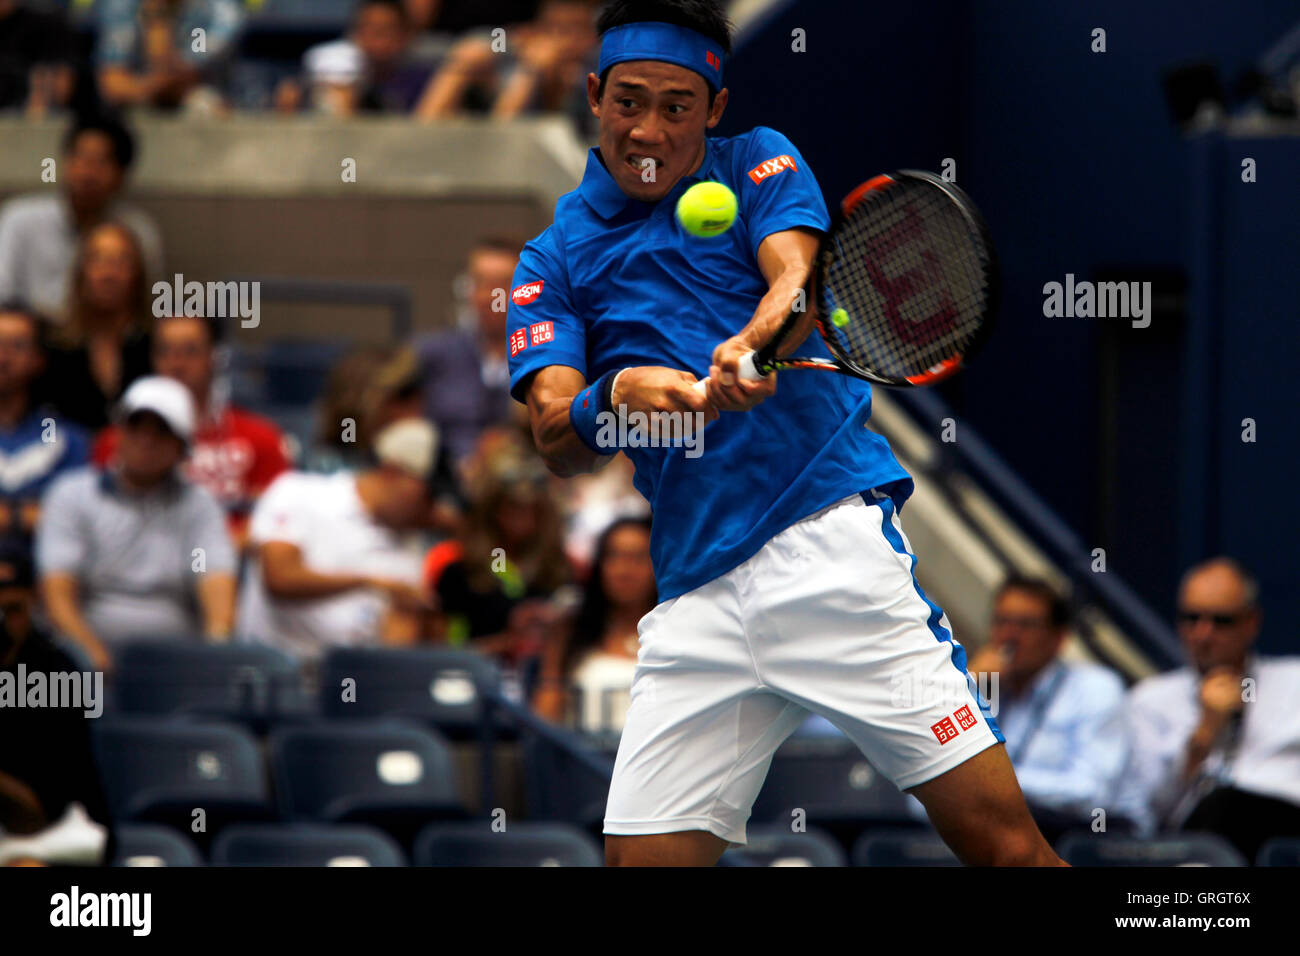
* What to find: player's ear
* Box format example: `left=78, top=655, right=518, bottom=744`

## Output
left=706, top=87, right=729, bottom=129
left=586, top=72, right=602, bottom=116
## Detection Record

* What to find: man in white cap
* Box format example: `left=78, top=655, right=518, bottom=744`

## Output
left=237, top=417, right=439, bottom=671
left=35, top=375, right=238, bottom=672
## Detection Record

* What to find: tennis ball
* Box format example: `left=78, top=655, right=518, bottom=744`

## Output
left=676, top=181, right=738, bottom=238
left=831, top=308, right=850, bottom=328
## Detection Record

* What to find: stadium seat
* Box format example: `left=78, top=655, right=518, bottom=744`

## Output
left=750, top=737, right=914, bottom=840
left=93, top=719, right=273, bottom=837
left=262, top=340, right=350, bottom=405
left=718, top=826, right=846, bottom=867
left=1256, top=838, right=1300, bottom=866
left=211, top=824, right=406, bottom=867
left=413, top=822, right=602, bottom=867
left=851, top=829, right=961, bottom=867
left=1056, top=831, right=1247, bottom=867
left=520, top=728, right=615, bottom=831
left=115, top=641, right=307, bottom=727
left=268, top=720, right=464, bottom=842
left=111, top=825, right=205, bottom=867
left=317, top=647, right=503, bottom=739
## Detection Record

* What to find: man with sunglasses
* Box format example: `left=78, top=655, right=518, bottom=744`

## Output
left=1125, top=557, right=1300, bottom=860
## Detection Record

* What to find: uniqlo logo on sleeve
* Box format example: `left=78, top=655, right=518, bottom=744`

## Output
left=511, top=280, right=544, bottom=306
left=954, top=705, right=978, bottom=731
left=508, top=327, right=528, bottom=357
left=930, top=716, right=959, bottom=745
left=748, top=154, right=797, bottom=184
left=529, top=321, right=554, bottom=345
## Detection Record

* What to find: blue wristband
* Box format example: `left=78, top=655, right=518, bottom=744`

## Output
left=569, top=368, right=622, bottom=455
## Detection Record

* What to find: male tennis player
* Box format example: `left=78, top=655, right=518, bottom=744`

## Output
left=507, top=0, right=1065, bottom=867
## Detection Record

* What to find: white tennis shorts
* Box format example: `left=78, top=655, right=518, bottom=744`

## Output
left=603, top=489, right=1004, bottom=845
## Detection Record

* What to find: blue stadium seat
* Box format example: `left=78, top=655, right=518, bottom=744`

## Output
left=520, top=728, right=614, bottom=830
left=262, top=340, right=350, bottom=405
left=851, top=829, right=961, bottom=867
left=115, top=641, right=307, bottom=727
left=413, top=822, right=602, bottom=867
left=1056, top=831, right=1247, bottom=867
left=750, top=737, right=914, bottom=836
left=211, top=824, right=406, bottom=867
left=268, top=720, right=464, bottom=841
left=111, top=825, right=205, bottom=867
left=1256, top=838, right=1300, bottom=866
left=719, top=826, right=846, bottom=867
left=318, top=647, right=503, bottom=739
left=93, top=719, right=273, bottom=835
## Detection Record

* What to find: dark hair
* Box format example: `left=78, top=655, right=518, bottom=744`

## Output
left=996, top=575, right=1071, bottom=630
left=155, top=312, right=223, bottom=346
left=354, top=0, right=408, bottom=23
left=62, top=114, right=137, bottom=170
left=563, top=516, right=655, bottom=676
left=0, top=301, right=48, bottom=353
left=595, top=0, right=732, bottom=104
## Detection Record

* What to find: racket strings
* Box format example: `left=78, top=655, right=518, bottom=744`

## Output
left=823, top=182, right=993, bottom=381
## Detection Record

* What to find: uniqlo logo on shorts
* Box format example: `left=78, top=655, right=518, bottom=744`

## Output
left=954, top=704, right=977, bottom=731
left=748, top=154, right=797, bottom=184
left=529, top=321, right=554, bottom=345
left=930, top=716, right=959, bottom=745
left=511, top=280, right=544, bottom=306
left=508, top=327, right=528, bottom=357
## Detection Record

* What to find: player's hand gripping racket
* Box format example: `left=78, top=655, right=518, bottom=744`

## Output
left=694, top=170, right=998, bottom=392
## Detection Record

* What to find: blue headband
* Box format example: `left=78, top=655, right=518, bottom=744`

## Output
left=598, top=21, right=725, bottom=93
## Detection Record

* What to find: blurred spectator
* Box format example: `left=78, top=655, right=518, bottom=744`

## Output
left=283, top=0, right=435, bottom=116
left=36, top=376, right=237, bottom=673
left=415, top=237, right=526, bottom=466
left=533, top=516, right=652, bottom=732
left=237, top=418, right=438, bottom=670
left=91, top=314, right=291, bottom=548
left=301, top=346, right=394, bottom=474
left=0, top=0, right=77, bottom=115
left=560, top=452, right=648, bottom=574
left=405, top=0, right=540, bottom=34
left=95, top=0, right=244, bottom=112
left=964, top=576, right=1131, bottom=841
left=0, top=543, right=111, bottom=865
left=1125, top=558, right=1300, bottom=859
left=0, top=114, right=162, bottom=322
left=0, top=303, right=89, bottom=552
left=39, top=221, right=153, bottom=430
left=422, top=443, right=569, bottom=667
left=415, top=0, right=597, bottom=121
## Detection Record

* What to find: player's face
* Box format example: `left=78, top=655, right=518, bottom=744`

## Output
left=589, top=60, right=728, bottom=203
left=1177, top=567, right=1259, bottom=674
left=989, top=589, right=1063, bottom=685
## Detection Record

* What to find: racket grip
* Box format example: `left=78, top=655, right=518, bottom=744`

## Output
left=691, top=351, right=764, bottom=393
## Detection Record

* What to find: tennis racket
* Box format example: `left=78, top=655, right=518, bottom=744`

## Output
left=694, top=170, right=998, bottom=391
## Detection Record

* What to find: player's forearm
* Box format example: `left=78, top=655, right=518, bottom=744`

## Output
left=749, top=261, right=815, bottom=357
left=533, top=395, right=609, bottom=477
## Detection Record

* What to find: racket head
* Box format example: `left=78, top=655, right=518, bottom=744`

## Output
left=806, top=170, right=1000, bottom=388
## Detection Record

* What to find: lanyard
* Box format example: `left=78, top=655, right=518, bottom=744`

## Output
left=1008, top=664, right=1069, bottom=765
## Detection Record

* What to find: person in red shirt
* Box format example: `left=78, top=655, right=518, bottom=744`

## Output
left=92, top=314, right=290, bottom=548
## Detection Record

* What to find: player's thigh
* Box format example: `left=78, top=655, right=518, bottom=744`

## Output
left=604, top=583, right=808, bottom=844
left=908, top=744, right=1062, bottom=866
left=756, top=494, right=1003, bottom=790
left=605, top=831, right=730, bottom=867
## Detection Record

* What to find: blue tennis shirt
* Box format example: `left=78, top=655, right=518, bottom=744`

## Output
left=507, top=126, right=913, bottom=600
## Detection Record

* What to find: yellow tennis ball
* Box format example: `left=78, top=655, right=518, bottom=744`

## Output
left=831, top=308, right=850, bottom=327
left=676, top=181, right=737, bottom=238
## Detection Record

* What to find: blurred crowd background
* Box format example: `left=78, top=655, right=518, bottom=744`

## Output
left=0, top=0, right=1298, bottom=868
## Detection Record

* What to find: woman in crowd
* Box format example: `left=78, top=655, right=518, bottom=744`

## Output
left=532, top=516, right=655, bottom=733
left=41, top=221, right=153, bottom=430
